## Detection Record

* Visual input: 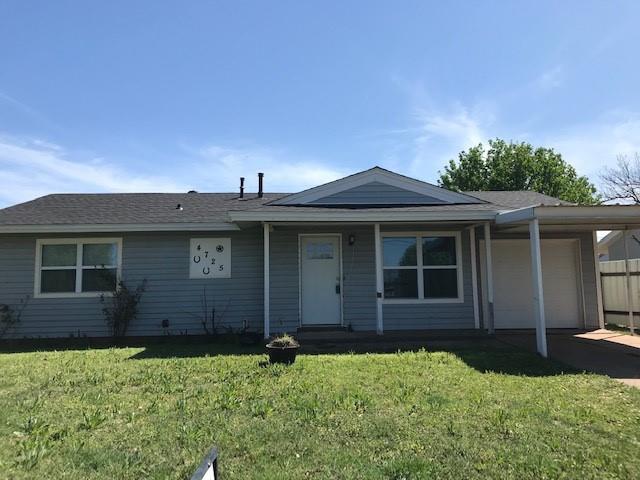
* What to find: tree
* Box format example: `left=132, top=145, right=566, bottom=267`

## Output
left=438, top=139, right=600, bottom=204
left=600, top=153, right=640, bottom=204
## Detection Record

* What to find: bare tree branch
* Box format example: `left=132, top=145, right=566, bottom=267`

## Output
left=600, top=153, right=640, bottom=204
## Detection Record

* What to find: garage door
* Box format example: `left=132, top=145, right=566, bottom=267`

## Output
left=480, top=239, right=583, bottom=329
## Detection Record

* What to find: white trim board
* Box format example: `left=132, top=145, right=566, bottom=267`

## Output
left=0, top=222, right=240, bottom=234
left=269, top=167, right=485, bottom=206
left=229, top=210, right=497, bottom=222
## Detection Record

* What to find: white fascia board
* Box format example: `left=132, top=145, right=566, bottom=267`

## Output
left=0, top=222, right=240, bottom=233
left=229, top=210, right=497, bottom=222
left=495, top=206, right=537, bottom=224
left=496, top=204, right=640, bottom=225
left=270, top=167, right=484, bottom=205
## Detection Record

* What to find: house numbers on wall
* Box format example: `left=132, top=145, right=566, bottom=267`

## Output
left=189, top=238, right=231, bottom=279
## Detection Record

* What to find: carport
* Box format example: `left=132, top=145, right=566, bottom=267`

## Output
left=485, top=204, right=640, bottom=357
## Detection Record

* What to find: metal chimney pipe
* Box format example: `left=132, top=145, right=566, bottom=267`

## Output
left=258, top=172, right=264, bottom=198
left=239, top=177, right=245, bottom=199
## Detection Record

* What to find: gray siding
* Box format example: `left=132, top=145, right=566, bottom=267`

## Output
left=0, top=229, right=263, bottom=338
left=269, top=225, right=377, bottom=333
left=309, top=182, right=447, bottom=205
left=2, top=223, right=597, bottom=338
left=269, top=224, right=475, bottom=332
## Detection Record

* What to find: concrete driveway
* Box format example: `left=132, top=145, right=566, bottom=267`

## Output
left=497, top=329, right=640, bottom=388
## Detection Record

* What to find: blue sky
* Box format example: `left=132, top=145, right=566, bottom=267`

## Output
left=1, top=1, right=639, bottom=206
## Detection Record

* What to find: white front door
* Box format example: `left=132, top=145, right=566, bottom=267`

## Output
left=300, top=235, right=342, bottom=325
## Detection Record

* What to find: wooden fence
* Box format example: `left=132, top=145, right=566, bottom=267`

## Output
left=600, top=259, right=640, bottom=328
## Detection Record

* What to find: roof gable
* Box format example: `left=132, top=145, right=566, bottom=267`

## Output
left=270, top=167, right=484, bottom=206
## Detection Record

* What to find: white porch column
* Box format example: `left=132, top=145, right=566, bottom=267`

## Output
left=469, top=226, right=480, bottom=329
left=529, top=218, right=548, bottom=357
left=374, top=223, right=384, bottom=334
left=483, top=222, right=495, bottom=334
left=623, top=230, right=636, bottom=335
left=263, top=222, right=270, bottom=339
left=593, top=231, right=605, bottom=329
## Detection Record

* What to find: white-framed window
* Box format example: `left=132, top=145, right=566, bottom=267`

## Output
left=382, top=231, right=463, bottom=303
left=34, top=238, right=123, bottom=298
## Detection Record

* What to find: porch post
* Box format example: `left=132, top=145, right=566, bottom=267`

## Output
left=263, top=222, right=270, bottom=339
left=529, top=218, right=548, bottom=357
left=623, top=230, right=636, bottom=335
left=483, top=222, right=495, bottom=334
left=593, top=231, right=605, bottom=329
left=469, top=226, right=480, bottom=329
left=374, top=223, right=384, bottom=334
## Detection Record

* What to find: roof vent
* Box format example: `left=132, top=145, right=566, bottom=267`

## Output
left=239, top=177, right=245, bottom=199
left=188, top=190, right=198, bottom=194
left=176, top=203, right=183, bottom=210
left=258, top=172, right=264, bottom=198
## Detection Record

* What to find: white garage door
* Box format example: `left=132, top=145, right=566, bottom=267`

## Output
left=481, top=239, right=583, bottom=329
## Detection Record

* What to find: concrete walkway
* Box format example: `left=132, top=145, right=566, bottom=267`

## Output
left=498, top=329, right=640, bottom=388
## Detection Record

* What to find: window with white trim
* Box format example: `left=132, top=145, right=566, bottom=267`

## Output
left=35, top=239, right=122, bottom=297
left=382, top=233, right=462, bottom=302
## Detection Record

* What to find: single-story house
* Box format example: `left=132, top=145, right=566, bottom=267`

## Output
left=2, top=167, right=640, bottom=356
left=598, top=229, right=640, bottom=261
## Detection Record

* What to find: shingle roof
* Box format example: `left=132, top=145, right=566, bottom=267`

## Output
left=0, top=190, right=567, bottom=226
left=0, top=193, right=286, bottom=225
left=464, top=191, right=573, bottom=208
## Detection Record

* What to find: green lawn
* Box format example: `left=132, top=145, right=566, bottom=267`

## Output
left=1, top=343, right=639, bottom=479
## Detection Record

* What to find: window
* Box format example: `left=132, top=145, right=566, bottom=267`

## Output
left=382, top=232, right=462, bottom=302
left=35, top=239, right=122, bottom=297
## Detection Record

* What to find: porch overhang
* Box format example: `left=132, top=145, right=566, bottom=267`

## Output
left=229, top=210, right=497, bottom=223
left=495, top=205, right=640, bottom=229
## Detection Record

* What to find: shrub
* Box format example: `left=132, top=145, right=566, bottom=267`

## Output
left=100, top=278, right=147, bottom=339
left=0, top=295, right=30, bottom=339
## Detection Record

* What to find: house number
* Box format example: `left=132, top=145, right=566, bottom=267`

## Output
left=189, top=238, right=231, bottom=279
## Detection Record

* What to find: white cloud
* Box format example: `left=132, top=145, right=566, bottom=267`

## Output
left=0, top=134, right=347, bottom=207
left=0, top=135, right=186, bottom=206
left=534, top=65, right=564, bottom=91
left=407, top=104, right=493, bottom=181
left=191, top=144, right=346, bottom=193
left=542, top=112, right=640, bottom=181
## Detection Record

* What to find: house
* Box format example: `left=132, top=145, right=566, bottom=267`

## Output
left=598, top=229, right=640, bottom=261
left=2, top=166, right=640, bottom=356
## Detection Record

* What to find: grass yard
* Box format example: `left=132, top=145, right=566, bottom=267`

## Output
left=1, top=343, right=639, bottom=479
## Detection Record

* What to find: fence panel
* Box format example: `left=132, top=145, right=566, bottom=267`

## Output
left=600, top=259, right=640, bottom=327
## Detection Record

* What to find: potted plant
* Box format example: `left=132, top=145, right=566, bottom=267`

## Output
left=266, top=333, right=300, bottom=364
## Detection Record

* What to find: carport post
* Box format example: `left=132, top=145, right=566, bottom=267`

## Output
left=623, top=230, right=636, bottom=335
left=263, top=222, right=270, bottom=339
left=529, top=218, right=548, bottom=357
left=483, top=222, right=495, bottom=334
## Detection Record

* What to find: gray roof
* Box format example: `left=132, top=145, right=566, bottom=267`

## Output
left=0, top=193, right=285, bottom=225
left=465, top=191, right=573, bottom=208
left=0, top=190, right=568, bottom=226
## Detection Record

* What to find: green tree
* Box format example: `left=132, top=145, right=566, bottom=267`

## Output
left=438, top=139, right=600, bottom=204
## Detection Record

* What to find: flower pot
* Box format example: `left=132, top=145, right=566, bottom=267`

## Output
left=266, top=345, right=299, bottom=364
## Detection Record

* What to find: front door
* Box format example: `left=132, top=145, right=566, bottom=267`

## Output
left=300, top=235, right=342, bottom=325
